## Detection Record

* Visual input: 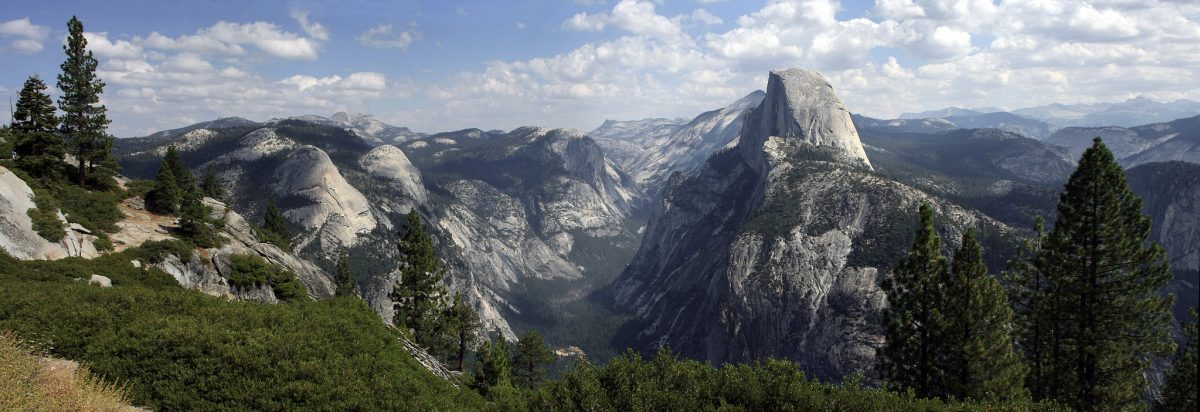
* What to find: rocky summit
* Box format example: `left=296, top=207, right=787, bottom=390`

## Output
left=609, top=68, right=1008, bottom=381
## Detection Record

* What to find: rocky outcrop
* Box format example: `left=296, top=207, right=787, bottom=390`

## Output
left=0, top=163, right=335, bottom=302
left=610, top=68, right=1007, bottom=380
left=152, top=198, right=336, bottom=302
left=0, top=166, right=100, bottom=260
left=0, top=167, right=66, bottom=260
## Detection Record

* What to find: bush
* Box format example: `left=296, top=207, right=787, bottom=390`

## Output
left=122, top=179, right=155, bottom=199
left=92, top=237, right=113, bottom=252
left=227, top=254, right=308, bottom=302
left=27, top=189, right=64, bottom=242
left=55, top=185, right=123, bottom=234
left=124, top=239, right=194, bottom=265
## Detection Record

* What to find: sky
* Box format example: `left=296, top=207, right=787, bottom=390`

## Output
left=1, top=0, right=1198, bottom=137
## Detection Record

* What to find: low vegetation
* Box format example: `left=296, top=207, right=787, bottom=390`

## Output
left=0, top=332, right=133, bottom=412
left=0, top=247, right=483, bottom=410
left=474, top=349, right=1064, bottom=411
left=226, top=253, right=308, bottom=302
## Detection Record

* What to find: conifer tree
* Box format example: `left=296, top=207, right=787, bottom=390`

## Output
left=261, top=200, right=291, bottom=250
left=1004, top=217, right=1059, bottom=400
left=147, top=164, right=181, bottom=214
left=1027, top=138, right=1174, bottom=410
left=177, top=186, right=217, bottom=247
left=1157, top=308, right=1197, bottom=412
left=199, top=165, right=225, bottom=200
left=160, top=146, right=193, bottom=190
left=944, top=229, right=1028, bottom=402
left=512, top=330, right=556, bottom=389
left=57, top=16, right=111, bottom=186
left=335, top=251, right=356, bottom=297
left=474, top=337, right=512, bottom=394
left=89, top=135, right=120, bottom=183
left=11, top=75, right=65, bottom=184
left=445, top=292, right=482, bottom=371
left=880, top=203, right=951, bottom=398
left=390, top=210, right=450, bottom=350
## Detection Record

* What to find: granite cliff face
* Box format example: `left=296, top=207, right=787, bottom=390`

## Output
left=1127, top=161, right=1200, bottom=319
left=591, top=91, right=764, bottom=195
left=610, top=69, right=1007, bottom=380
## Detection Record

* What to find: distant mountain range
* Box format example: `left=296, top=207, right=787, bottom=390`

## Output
left=899, top=97, right=1200, bottom=130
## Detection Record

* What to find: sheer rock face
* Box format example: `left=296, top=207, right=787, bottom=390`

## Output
left=123, top=120, right=642, bottom=340
left=738, top=69, right=871, bottom=172
left=273, top=146, right=379, bottom=251
left=611, top=69, right=1003, bottom=380
left=199, top=127, right=387, bottom=255
left=591, top=91, right=764, bottom=195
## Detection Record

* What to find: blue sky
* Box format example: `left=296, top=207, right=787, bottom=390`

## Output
left=1, top=0, right=1198, bottom=136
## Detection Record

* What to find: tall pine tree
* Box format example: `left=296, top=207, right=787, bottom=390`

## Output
left=445, top=292, right=482, bottom=371
left=880, top=203, right=951, bottom=398
left=57, top=16, right=111, bottom=186
left=160, top=146, right=193, bottom=190
left=512, top=331, right=556, bottom=389
left=11, top=75, right=65, bottom=184
left=943, top=229, right=1028, bottom=402
left=1005, top=217, right=1062, bottom=400
left=1156, top=307, right=1197, bottom=412
left=147, top=163, right=181, bottom=214
left=335, top=251, right=356, bottom=297
left=1026, top=138, right=1174, bottom=411
left=390, top=210, right=451, bottom=351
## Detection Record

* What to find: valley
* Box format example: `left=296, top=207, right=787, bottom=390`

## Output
left=1, top=4, right=1198, bottom=409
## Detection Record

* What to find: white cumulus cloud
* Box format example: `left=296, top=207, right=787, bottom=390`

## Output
left=358, top=24, right=418, bottom=50
left=0, top=18, right=50, bottom=54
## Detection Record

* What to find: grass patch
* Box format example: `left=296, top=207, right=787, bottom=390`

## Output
left=0, top=331, right=133, bottom=412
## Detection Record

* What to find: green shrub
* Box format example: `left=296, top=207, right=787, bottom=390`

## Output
left=55, top=185, right=123, bottom=234
left=124, top=239, right=194, bottom=265
left=122, top=179, right=155, bottom=199
left=28, top=189, right=65, bottom=242
left=227, top=254, right=308, bottom=302
left=92, top=237, right=113, bottom=252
